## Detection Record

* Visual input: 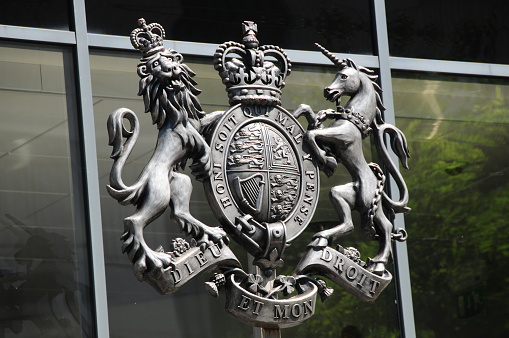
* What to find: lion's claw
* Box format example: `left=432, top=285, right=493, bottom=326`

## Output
left=196, top=226, right=229, bottom=251
left=190, top=158, right=212, bottom=181
left=121, top=229, right=173, bottom=281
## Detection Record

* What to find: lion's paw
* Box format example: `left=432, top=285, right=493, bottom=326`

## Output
left=132, top=248, right=174, bottom=281
left=190, top=156, right=212, bottom=182
left=121, top=230, right=173, bottom=281
left=197, top=226, right=229, bottom=251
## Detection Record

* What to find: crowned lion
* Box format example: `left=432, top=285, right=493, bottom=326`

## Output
left=107, top=19, right=227, bottom=280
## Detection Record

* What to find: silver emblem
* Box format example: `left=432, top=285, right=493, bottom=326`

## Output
left=106, top=19, right=410, bottom=332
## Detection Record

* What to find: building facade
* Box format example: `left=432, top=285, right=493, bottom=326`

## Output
left=1, top=1, right=508, bottom=337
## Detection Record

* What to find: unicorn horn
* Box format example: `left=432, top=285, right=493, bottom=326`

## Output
left=315, top=43, right=342, bottom=67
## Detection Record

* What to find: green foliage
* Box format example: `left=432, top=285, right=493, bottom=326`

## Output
left=397, top=81, right=509, bottom=337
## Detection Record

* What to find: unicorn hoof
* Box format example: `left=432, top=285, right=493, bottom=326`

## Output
left=308, top=236, right=329, bottom=248
left=322, top=157, right=338, bottom=177
left=368, top=262, right=385, bottom=276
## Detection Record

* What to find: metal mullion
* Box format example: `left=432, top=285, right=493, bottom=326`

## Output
left=0, top=24, right=76, bottom=44
left=71, top=0, right=110, bottom=337
left=372, top=1, right=416, bottom=337
left=390, top=56, right=509, bottom=77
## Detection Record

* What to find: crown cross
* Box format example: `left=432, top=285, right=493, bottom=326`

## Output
left=214, top=21, right=291, bottom=106
left=130, top=18, right=166, bottom=56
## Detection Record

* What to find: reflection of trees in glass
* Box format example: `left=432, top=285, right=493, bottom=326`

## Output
left=0, top=215, right=82, bottom=337
left=398, top=84, right=509, bottom=337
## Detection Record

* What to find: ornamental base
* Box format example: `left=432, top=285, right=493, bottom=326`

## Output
left=224, top=275, right=317, bottom=329
left=144, top=244, right=241, bottom=295
left=295, top=247, right=392, bottom=302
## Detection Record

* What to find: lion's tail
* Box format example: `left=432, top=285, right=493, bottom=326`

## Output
left=106, top=108, right=148, bottom=205
left=373, top=118, right=411, bottom=214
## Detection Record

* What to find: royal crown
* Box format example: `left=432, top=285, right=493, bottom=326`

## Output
left=130, top=18, right=166, bottom=56
left=214, top=21, right=292, bottom=106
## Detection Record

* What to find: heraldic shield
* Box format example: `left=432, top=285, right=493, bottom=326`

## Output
left=206, top=105, right=320, bottom=266
left=106, top=18, right=410, bottom=333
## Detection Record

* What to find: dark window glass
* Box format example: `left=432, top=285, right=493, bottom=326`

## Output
left=0, top=42, right=93, bottom=336
left=394, top=71, right=509, bottom=336
left=85, top=0, right=374, bottom=55
left=386, top=0, right=509, bottom=64
left=0, top=0, right=71, bottom=30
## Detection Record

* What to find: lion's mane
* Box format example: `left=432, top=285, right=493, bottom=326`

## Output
left=137, top=49, right=205, bottom=130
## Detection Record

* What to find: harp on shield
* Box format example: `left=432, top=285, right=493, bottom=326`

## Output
left=233, top=174, right=265, bottom=213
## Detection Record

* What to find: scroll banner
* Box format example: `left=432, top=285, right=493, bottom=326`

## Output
left=144, top=244, right=241, bottom=295
left=295, top=247, right=391, bottom=302
left=225, top=275, right=317, bottom=329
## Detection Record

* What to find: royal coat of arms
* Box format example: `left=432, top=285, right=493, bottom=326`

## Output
left=107, top=19, right=410, bottom=332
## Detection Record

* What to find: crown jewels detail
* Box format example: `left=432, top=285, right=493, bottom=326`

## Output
left=130, top=18, right=166, bottom=56
left=214, top=21, right=292, bottom=106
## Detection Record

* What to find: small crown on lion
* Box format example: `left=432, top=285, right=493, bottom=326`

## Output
left=214, top=21, right=292, bottom=107
left=130, top=18, right=166, bottom=56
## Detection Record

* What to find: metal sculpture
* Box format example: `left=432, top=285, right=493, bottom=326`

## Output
left=293, top=45, right=410, bottom=301
left=107, top=19, right=231, bottom=284
left=107, top=19, right=410, bottom=332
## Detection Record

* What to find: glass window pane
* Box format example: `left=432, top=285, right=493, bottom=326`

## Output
left=393, top=71, right=509, bottom=336
left=0, top=0, right=70, bottom=30
left=85, top=0, right=374, bottom=55
left=0, top=43, right=92, bottom=336
left=92, top=49, right=401, bottom=336
left=386, top=0, right=509, bottom=64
